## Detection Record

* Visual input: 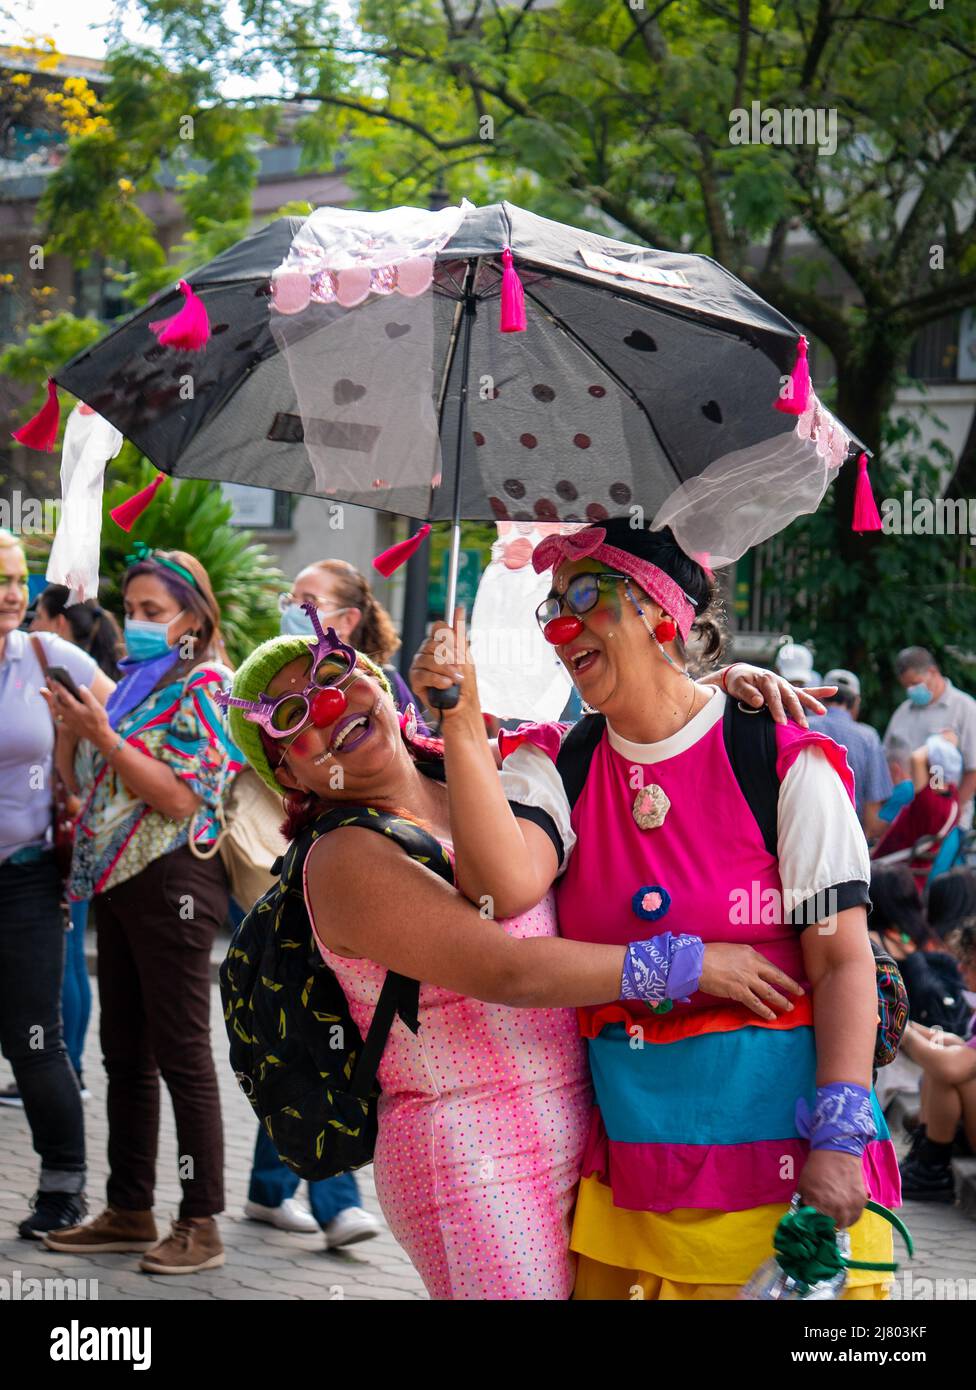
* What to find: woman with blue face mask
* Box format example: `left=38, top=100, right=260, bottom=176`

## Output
left=279, top=559, right=418, bottom=720
left=43, top=544, right=243, bottom=1279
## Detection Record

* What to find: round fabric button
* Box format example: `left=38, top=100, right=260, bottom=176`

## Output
left=631, top=885, right=672, bottom=922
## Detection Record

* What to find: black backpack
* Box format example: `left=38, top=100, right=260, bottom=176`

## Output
left=219, top=804, right=453, bottom=1181
left=555, top=701, right=908, bottom=1067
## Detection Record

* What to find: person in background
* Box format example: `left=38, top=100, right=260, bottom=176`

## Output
left=883, top=647, right=976, bottom=827
left=279, top=559, right=415, bottom=716
left=897, top=920, right=976, bottom=1202
left=868, top=863, right=970, bottom=1037
left=31, top=588, right=123, bottom=1104
left=242, top=557, right=403, bottom=1246
left=808, top=668, right=893, bottom=840
left=927, top=866, right=976, bottom=944
left=43, top=546, right=241, bottom=1276
left=0, top=530, right=115, bottom=1237
left=872, top=733, right=962, bottom=890
left=774, top=640, right=816, bottom=687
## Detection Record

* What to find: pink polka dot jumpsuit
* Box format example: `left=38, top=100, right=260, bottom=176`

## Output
left=310, top=871, right=591, bottom=1300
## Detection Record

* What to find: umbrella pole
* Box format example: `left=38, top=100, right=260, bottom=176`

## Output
left=429, top=260, right=478, bottom=711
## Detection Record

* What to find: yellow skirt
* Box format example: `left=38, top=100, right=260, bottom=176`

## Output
left=571, top=1175, right=894, bottom=1301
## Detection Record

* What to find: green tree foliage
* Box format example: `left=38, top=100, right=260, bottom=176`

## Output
left=19, top=0, right=976, bottom=681
left=100, top=454, right=286, bottom=669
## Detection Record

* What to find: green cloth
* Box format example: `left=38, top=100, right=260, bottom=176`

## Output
left=229, top=635, right=392, bottom=794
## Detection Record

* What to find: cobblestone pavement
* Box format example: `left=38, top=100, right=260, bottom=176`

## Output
left=0, top=984, right=427, bottom=1301
left=1, top=984, right=974, bottom=1300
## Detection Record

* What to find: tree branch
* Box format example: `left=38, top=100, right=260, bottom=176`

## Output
left=891, top=272, right=976, bottom=334
left=734, top=0, right=750, bottom=111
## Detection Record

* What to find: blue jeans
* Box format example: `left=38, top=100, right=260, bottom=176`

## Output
left=61, top=899, right=92, bottom=1079
left=0, top=853, right=85, bottom=1192
left=248, top=1126, right=360, bottom=1227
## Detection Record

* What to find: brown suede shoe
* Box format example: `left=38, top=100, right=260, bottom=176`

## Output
left=43, top=1205, right=158, bottom=1254
left=139, top=1217, right=225, bottom=1275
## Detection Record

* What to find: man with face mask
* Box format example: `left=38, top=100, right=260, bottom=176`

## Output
left=883, top=647, right=976, bottom=827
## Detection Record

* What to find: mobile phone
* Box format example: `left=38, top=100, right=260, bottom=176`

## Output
left=46, top=665, right=84, bottom=701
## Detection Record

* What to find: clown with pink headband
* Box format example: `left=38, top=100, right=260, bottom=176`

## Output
left=411, top=516, right=901, bottom=1301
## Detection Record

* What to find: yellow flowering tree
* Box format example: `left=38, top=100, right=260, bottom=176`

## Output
left=0, top=37, right=108, bottom=155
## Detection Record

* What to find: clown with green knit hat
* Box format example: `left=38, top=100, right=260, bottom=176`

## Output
left=224, top=605, right=404, bottom=1252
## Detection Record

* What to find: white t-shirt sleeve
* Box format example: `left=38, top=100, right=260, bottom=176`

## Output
left=34, top=631, right=99, bottom=691
left=777, top=745, right=871, bottom=925
left=499, top=739, right=576, bottom=874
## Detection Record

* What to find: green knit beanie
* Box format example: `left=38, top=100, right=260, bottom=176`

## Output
left=228, top=635, right=394, bottom=794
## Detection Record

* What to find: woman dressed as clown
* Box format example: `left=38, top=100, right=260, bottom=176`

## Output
left=411, top=517, right=900, bottom=1300
left=222, top=606, right=812, bottom=1299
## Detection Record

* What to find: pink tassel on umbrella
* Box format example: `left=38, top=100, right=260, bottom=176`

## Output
left=11, top=378, right=60, bottom=451
left=852, top=453, right=882, bottom=533
left=773, top=335, right=811, bottom=415
left=148, top=279, right=210, bottom=351
left=110, top=472, right=166, bottom=532
left=373, top=523, right=431, bottom=577
left=499, top=248, right=526, bottom=333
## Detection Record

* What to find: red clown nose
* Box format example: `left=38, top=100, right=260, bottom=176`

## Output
left=544, top=615, right=584, bottom=645
left=310, top=688, right=348, bottom=727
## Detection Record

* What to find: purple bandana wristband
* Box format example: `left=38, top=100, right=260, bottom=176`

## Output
left=795, top=1082, right=877, bottom=1158
left=620, top=932, right=705, bottom=1006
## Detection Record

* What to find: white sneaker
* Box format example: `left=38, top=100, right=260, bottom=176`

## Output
left=244, top=1198, right=319, bottom=1233
left=323, top=1206, right=380, bottom=1249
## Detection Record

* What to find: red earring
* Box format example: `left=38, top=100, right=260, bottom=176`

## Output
left=653, top=616, right=677, bottom=643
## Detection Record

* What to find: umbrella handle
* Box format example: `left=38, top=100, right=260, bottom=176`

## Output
left=428, top=684, right=461, bottom=711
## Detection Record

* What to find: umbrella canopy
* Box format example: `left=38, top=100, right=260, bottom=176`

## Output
left=53, top=201, right=861, bottom=566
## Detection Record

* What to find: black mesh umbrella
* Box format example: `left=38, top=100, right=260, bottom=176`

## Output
left=52, top=200, right=864, bottom=610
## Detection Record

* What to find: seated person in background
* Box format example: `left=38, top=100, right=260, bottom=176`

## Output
left=897, top=921, right=976, bottom=1202
left=872, top=733, right=962, bottom=890
left=927, top=865, right=976, bottom=945
left=868, top=863, right=970, bottom=1037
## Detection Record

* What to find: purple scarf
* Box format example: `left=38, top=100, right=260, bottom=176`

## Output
left=105, top=648, right=182, bottom=731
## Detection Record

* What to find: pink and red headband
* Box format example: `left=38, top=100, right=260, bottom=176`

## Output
left=531, top=526, right=697, bottom=642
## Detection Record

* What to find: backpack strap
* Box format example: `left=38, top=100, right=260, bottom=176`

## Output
left=722, top=699, right=780, bottom=856
left=286, top=805, right=457, bottom=1099
left=555, top=714, right=607, bottom=811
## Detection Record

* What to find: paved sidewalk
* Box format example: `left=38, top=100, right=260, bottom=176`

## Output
left=2, top=982, right=974, bottom=1300
left=0, top=985, right=427, bottom=1301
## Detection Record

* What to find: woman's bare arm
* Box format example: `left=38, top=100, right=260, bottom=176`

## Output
left=802, top=907, right=877, bottom=1089
left=308, top=830, right=804, bottom=1017
left=307, top=828, right=620, bottom=1009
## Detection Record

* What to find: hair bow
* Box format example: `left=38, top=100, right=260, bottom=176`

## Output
left=124, top=539, right=154, bottom=567
left=531, top=525, right=606, bottom=574
left=124, top=539, right=200, bottom=591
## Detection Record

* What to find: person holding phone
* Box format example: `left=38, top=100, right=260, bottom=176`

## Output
left=0, top=530, right=116, bottom=1238
left=42, top=544, right=242, bottom=1277
left=22, top=588, right=124, bottom=1107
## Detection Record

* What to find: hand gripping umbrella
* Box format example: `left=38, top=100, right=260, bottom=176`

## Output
left=24, top=200, right=875, bottom=702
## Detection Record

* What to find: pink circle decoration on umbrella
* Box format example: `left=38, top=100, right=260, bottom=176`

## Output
left=335, top=265, right=372, bottom=307
left=271, top=271, right=312, bottom=315
left=396, top=257, right=434, bottom=298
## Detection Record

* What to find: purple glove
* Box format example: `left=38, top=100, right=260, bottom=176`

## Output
left=620, top=932, right=705, bottom=1006
left=795, top=1082, right=877, bottom=1158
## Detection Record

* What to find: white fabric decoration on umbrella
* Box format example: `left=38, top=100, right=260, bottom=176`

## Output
left=269, top=201, right=473, bottom=508
left=46, top=405, right=124, bottom=603
left=651, top=394, right=851, bottom=568
left=469, top=522, right=580, bottom=722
